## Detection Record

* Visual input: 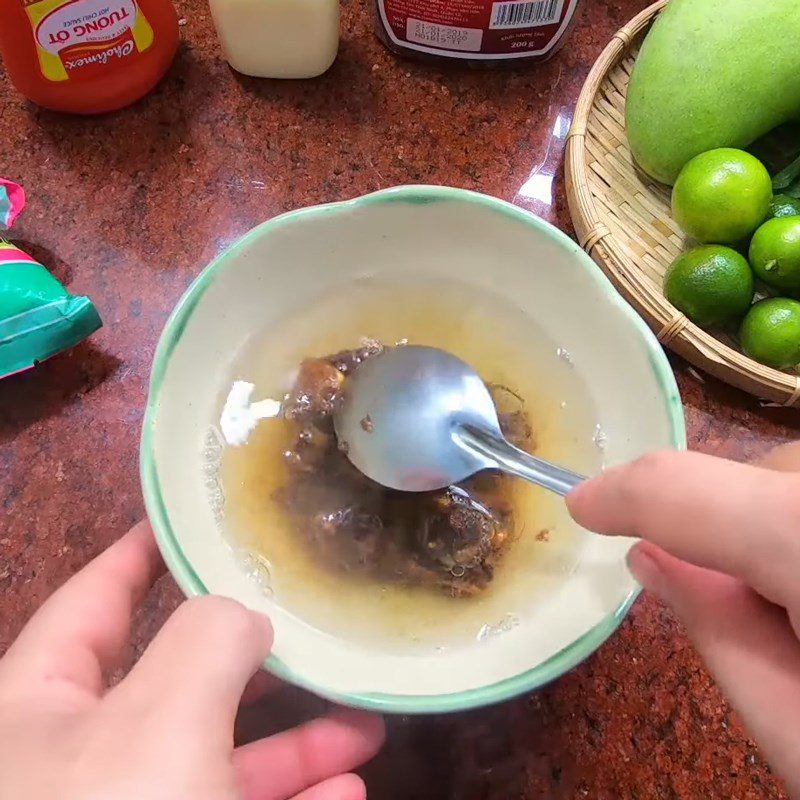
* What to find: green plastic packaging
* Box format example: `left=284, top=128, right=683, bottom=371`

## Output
left=0, top=178, right=101, bottom=378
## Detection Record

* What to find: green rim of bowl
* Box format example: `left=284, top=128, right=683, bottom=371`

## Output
left=141, top=185, right=686, bottom=715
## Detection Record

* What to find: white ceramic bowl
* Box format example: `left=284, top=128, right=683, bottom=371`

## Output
left=141, top=186, right=684, bottom=713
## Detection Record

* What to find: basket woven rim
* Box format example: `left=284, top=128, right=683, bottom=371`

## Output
left=564, top=0, right=800, bottom=407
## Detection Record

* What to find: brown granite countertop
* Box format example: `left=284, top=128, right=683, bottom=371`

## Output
left=0, top=0, right=798, bottom=797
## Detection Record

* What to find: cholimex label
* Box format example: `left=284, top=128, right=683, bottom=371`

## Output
left=26, top=0, right=155, bottom=81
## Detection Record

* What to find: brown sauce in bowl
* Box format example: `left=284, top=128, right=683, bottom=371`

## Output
left=276, top=341, right=536, bottom=597
left=216, top=277, right=597, bottom=651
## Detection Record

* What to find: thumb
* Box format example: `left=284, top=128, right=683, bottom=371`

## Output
left=626, top=540, right=747, bottom=622
left=111, top=595, right=273, bottom=731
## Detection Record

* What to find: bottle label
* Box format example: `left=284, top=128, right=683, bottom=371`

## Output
left=23, top=0, right=155, bottom=82
left=376, top=0, right=579, bottom=60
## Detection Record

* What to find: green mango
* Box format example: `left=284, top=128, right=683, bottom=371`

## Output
left=625, top=0, right=800, bottom=185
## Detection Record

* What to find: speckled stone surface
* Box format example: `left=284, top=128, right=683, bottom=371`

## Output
left=0, top=0, right=798, bottom=797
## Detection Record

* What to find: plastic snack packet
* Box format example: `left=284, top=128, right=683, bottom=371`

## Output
left=0, top=179, right=25, bottom=228
left=0, top=178, right=102, bottom=379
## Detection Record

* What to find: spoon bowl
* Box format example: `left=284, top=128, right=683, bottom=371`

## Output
left=335, top=345, right=585, bottom=495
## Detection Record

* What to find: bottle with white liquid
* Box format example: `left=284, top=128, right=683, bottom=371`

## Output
left=209, top=0, right=339, bottom=79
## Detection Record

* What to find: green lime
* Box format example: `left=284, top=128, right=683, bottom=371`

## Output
left=671, top=148, right=772, bottom=244
left=767, top=194, right=800, bottom=220
left=740, top=298, right=800, bottom=369
left=663, top=245, right=754, bottom=328
left=749, top=216, right=800, bottom=291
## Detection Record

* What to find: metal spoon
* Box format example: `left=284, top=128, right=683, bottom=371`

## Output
left=334, top=345, right=585, bottom=495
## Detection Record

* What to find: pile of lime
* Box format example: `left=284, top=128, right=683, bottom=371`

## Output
left=665, top=147, right=800, bottom=369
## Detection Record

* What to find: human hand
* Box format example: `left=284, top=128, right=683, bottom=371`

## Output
left=0, top=521, right=384, bottom=800
left=567, top=445, right=800, bottom=796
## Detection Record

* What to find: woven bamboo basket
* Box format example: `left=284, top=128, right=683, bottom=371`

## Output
left=565, top=0, right=800, bottom=407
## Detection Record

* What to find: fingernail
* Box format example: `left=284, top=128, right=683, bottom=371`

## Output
left=626, top=542, right=668, bottom=602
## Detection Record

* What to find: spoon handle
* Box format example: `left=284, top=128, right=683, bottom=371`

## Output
left=458, top=425, right=585, bottom=497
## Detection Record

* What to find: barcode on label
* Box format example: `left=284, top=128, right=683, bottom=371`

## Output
left=489, top=0, right=563, bottom=29
left=406, top=19, right=483, bottom=51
